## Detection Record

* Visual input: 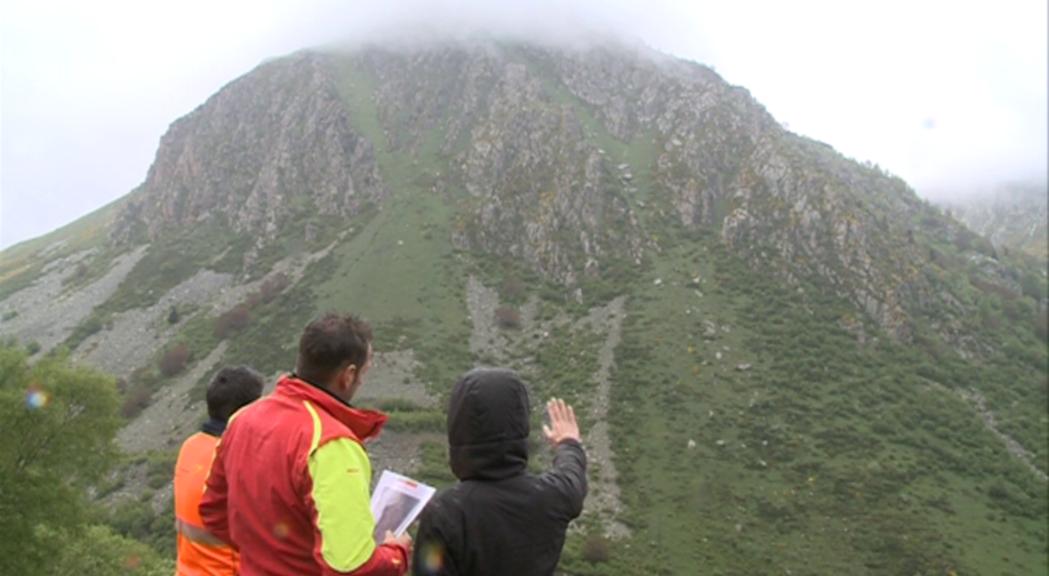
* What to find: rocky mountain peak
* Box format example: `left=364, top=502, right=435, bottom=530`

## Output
left=106, top=40, right=1036, bottom=346
left=112, top=52, right=385, bottom=246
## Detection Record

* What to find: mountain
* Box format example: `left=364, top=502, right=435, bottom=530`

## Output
left=937, top=182, right=1048, bottom=261
left=1, top=40, right=1046, bottom=574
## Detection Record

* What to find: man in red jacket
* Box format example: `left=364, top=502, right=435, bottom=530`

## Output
left=201, top=313, right=412, bottom=575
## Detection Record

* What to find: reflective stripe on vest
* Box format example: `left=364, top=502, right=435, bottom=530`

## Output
left=177, top=518, right=227, bottom=547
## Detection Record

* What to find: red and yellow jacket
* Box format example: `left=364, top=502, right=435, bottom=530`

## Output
left=200, top=375, right=409, bottom=575
left=174, top=429, right=239, bottom=575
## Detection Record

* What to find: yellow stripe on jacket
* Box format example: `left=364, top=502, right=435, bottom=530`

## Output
left=308, top=436, right=378, bottom=572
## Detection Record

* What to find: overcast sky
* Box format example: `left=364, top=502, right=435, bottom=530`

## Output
left=1, top=0, right=1046, bottom=249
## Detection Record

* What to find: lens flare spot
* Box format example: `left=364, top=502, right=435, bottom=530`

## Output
left=421, top=543, right=444, bottom=573
left=273, top=521, right=290, bottom=539
left=25, top=386, right=49, bottom=410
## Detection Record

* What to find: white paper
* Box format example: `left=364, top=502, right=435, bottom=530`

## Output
left=370, top=470, right=436, bottom=541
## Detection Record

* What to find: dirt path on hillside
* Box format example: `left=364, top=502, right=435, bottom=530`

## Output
left=464, top=276, right=631, bottom=536
left=580, top=296, right=631, bottom=539
left=958, top=388, right=1047, bottom=482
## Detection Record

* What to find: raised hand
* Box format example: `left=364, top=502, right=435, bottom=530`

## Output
left=542, top=398, right=581, bottom=446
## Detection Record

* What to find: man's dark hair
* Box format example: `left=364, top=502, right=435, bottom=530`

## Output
left=206, top=366, right=264, bottom=422
left=296, top=313, right=373, bottom=385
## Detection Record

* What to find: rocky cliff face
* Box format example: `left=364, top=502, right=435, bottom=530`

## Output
left=109, top=40, right=1014, bottom=343
left=940, top=182, right=1048, bottom=260
left=346, top=46, right=648, bottom=285
left=113, top=52, right=386, bottom=246
left=4, top=40, right=1045, bottom=575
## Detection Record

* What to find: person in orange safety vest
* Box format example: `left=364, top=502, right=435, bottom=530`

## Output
left=173, top=365, right=264, bottom=575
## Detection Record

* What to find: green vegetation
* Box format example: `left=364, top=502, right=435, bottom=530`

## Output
left=533, top=326, right=604, bottom=430
left=320, top=58, right=474, bottom=397
left=383, top=409, right=446, bottom=434
left=552, top=228, right=1047, bottom=575
left=3, top=46, right=1045, bottom=576
left=417, top=439, right=457, bottom=487
left=0, top=345, right=172, bottom=574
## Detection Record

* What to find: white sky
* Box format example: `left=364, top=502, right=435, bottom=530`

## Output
left=1, top=0, right=1046, bottom=248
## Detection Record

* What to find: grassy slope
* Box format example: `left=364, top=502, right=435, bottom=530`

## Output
left=6, top=50, right=1044, bottom=575
left=555, top=227, right=1047, bottom=575
left=320, top=56, right=473, bottom=394
left=0, top=194, right=127, bottom=301
left=173, top=56, right=474, bottom=418
left=464, top=65, right=1047, bottom=574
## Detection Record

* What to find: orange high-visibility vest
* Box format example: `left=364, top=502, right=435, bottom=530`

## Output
left=174, top=431, right=239, bottom=576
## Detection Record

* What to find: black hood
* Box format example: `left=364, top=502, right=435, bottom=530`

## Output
left=447, top=368, right=530, bottom=481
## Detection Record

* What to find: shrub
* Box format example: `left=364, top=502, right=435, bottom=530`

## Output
left=215, top=304, right=252, bottom=338
left=259, top=272, right=291, bottom=303
left=970, top=276, right=1018, bottom=300
left=121, top=382, right=153, bottom=419
left=494, top=306, right=521, bottom=330
left=158, top=343, right=190, bottom=377
left=145, top=451, right=177, bottom=490
left=1019, top=272, right=1045, bottom=300
left=73, top=314, right=105, bottom=342
left=581, top=533, right=611, bottom=564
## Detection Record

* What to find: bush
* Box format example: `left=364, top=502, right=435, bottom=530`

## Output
left=970, top=276, right=1018, bottom=300
left=215, top=304, right=252, bottom=338
left=121, top=382, right=153, bottom=419
left=145, top=451, right=176, bottom=490
left=581, top=533, right=611, bottom=564
left=70, top=314, right=105, bottom=345
left=158, top=343, right=190, bottom=377
left=384, top=410, right=445, bottom=433
left=40, top=524, right=173, bottom=576
left=259, top=272, right=291, bottom=303
left=1019, top=272, right=1046, bottom=300
left=494, top=306, right=521, bottom=330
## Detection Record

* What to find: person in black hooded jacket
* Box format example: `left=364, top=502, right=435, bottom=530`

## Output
left=412, top=368, right=587, bottom=576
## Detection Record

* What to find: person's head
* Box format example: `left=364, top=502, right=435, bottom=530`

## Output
left=296, top=312, right=374, bottom=402
left=447, top=368, right=530, bottom=481
left=206, top=366, right=265, bottom=423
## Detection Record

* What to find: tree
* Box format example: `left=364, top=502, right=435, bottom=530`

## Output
left=0, top=346, right=122, bottom=574
left=41, top=524, right=174, bottom=576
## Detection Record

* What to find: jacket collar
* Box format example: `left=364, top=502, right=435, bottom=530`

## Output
left=277, top=374, right=387, bottom=442
left=200, top=417, right=227, bottom=437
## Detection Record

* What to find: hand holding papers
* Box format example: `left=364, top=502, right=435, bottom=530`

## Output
left=370, top=470, right=436, bottom=542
